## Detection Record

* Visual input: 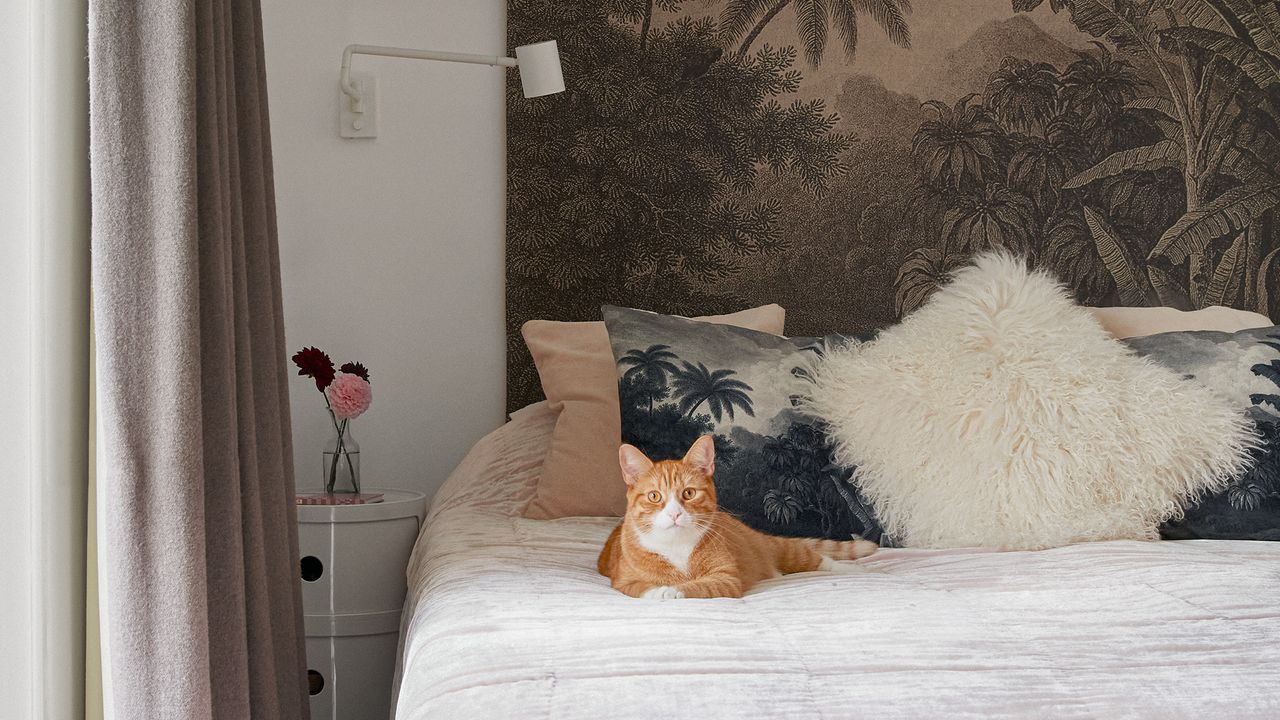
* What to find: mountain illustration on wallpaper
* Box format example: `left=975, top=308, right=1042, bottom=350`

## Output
left=506, top=0, right=1280, bottom=413
left=912, top=16, right=1081, bottom=104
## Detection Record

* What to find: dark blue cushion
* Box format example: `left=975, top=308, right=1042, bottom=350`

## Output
left=1126, top=326, right=1280, bottom=540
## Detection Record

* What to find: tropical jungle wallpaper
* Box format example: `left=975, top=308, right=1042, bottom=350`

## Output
left=508, top=0, right=1280, bottom=410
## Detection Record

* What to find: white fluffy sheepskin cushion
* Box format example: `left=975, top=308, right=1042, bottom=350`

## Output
left=806, top=253, right=1257, bottom=549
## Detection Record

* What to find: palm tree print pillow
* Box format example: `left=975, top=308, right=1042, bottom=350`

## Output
left=1128, top=326, right=1280, bottom=541
left=601, top=305, right=884, bottom=542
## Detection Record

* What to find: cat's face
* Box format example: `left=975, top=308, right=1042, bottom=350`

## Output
left=619, top=436, right=718, bottom=533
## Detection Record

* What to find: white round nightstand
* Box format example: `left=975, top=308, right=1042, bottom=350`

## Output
left=297, top=489, right=426, bottom=720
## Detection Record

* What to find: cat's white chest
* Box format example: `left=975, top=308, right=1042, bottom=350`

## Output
left=636, top=526, right=706, bottom=575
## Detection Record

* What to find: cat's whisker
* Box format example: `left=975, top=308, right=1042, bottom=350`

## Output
left=690, top=518, right=729, bottom=540
left=693, top=527, right=729, bottom=546
left=691, top=523, right=736, bottom=551
left=692, top=520, right=727, bottom=539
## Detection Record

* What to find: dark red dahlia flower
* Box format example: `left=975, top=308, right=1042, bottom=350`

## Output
left=340, top=361, right=370, bottom=383
left=292, top=346, right=335, bottom=391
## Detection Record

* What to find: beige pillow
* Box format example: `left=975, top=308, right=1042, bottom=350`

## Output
left=522, top=305, right=785, bottom=518
left=1090, top=305, right=1271, bottom=339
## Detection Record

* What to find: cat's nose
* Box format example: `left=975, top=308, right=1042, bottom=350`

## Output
left=667, top=508, right=683, bottom=521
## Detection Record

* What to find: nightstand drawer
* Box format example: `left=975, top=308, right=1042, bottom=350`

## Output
left=306, top=632, right=399, bottom=720
left=298, top=514, right=419, bottom=615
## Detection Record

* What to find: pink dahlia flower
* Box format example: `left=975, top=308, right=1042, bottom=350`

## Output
left=327, top=373, right=372, bottom=420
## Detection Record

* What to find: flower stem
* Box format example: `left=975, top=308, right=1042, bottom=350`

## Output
left=325, top=403, right=343, bottom=493
left=327, top=428, right=342, bottom=493
left=340, top=419, right=358, bottom=493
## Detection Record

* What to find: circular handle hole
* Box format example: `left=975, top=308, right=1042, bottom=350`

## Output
left=300, top=555, right=323, bottom=582
left=307, top=669, right=325, bottom=696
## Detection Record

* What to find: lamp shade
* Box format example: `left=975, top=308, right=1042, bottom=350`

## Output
left=515, top=40, right=565, bottom=98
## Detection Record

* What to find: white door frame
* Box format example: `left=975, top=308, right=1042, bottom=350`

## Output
left=0, top=0, right=91, bottom=717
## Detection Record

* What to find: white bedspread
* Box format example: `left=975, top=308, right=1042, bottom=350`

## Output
left=394, top=403, right=1280, bottom=719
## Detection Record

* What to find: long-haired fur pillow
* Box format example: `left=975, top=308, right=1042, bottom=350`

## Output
left=806, top=253, right=1257, bottom=549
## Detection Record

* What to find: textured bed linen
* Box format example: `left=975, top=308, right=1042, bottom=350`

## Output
left=395, top=403, right=1280, bottom=719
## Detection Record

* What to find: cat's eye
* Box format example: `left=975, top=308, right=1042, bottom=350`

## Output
left=646, top=491, right=662, bottom=503
left=681, top=488, right=696, bottom=500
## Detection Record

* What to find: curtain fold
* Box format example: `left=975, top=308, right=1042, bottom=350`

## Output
left=89, top=0, right=308, bottom=717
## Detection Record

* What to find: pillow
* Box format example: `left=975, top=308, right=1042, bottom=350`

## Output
left=1126, top=326, right=1280, bottom=540
left=1090, top=305, right=1272, bottom=339
left=522, top=304, right=785, bottom=519
left=601, top=305, right=883, bottom=541
left=804, top=253, right=1256, bottom=550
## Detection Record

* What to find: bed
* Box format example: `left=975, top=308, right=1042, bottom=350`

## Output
left=392, top=402, right=1280, bottom=719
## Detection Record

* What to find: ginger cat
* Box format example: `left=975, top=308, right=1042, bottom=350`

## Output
left=597, top=435, right=877, bottom=599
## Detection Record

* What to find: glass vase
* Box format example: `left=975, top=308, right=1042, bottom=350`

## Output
left=323, top=410, right=361, bottom=494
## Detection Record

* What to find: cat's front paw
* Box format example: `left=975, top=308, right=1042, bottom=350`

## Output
left=641, top=585, right=685, bottom=600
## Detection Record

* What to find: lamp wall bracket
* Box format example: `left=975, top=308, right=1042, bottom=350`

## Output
left=339, top=74, right=378, bottom=139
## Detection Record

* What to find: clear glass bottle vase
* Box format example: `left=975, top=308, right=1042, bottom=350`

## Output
left=323, top=410, right=361, bottom=494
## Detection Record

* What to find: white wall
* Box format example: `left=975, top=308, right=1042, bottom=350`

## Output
left=262, top=0, right=508, bottom=501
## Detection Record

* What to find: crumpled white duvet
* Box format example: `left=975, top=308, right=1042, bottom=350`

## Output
left=393, top=402, right=1280, bottom=719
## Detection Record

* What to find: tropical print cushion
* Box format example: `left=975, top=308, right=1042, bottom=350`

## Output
left=601, top=305, right=884, bottom=542
left=1127, top=326, right=1280, bottom=540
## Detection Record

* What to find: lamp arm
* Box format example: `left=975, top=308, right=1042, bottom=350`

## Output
left=340, top=44, right=518, bottom=107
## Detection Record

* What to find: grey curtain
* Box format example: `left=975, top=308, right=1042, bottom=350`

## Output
left=88, top=1, right=308, bottom=718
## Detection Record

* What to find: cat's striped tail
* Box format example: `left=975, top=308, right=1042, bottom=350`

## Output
left=802, top=536, right=878, bottom=560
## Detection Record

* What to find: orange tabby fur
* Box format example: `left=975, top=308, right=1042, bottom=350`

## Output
left=597, top=435, right=877, bottom=599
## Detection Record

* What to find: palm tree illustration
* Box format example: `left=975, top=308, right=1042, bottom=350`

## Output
left=941, top=182, right=1039, bottom=256
left=671, top=362, right=756, bottom=421
left=759, top=422, right=881, bottom=537
left=1020, top=0, right=1280, bottom=312
left=896, top=245, right=965, bottom=317
left=824, top=464, right=881, bottom=541
left=619, top=345, right=680, bottom=414
left=1237, top=340, right=1280, bottom=512
left=616, top=0, right=683, bottom=56
left=720, top=0, right=912, bottom=66
left=1249, top=336, right=1280, bottom=413
left=985, top=57, right=1060, bottom=134
left=895, top=42, right=1154, bottom=317
left=1055, top=46, right=1142, bottom=129
left=912, top=95, right=1005, bottom=191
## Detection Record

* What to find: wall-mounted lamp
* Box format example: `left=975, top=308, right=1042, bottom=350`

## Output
left=338, top=40, right=564, bottom=138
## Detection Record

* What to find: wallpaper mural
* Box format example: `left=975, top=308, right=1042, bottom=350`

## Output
left=507, top=0, right=1280, bottom=410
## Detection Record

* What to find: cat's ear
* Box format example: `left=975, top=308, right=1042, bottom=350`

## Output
left=682, top=435, right=716, bottom=478
left=619, top=444, right=654, bottom=486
